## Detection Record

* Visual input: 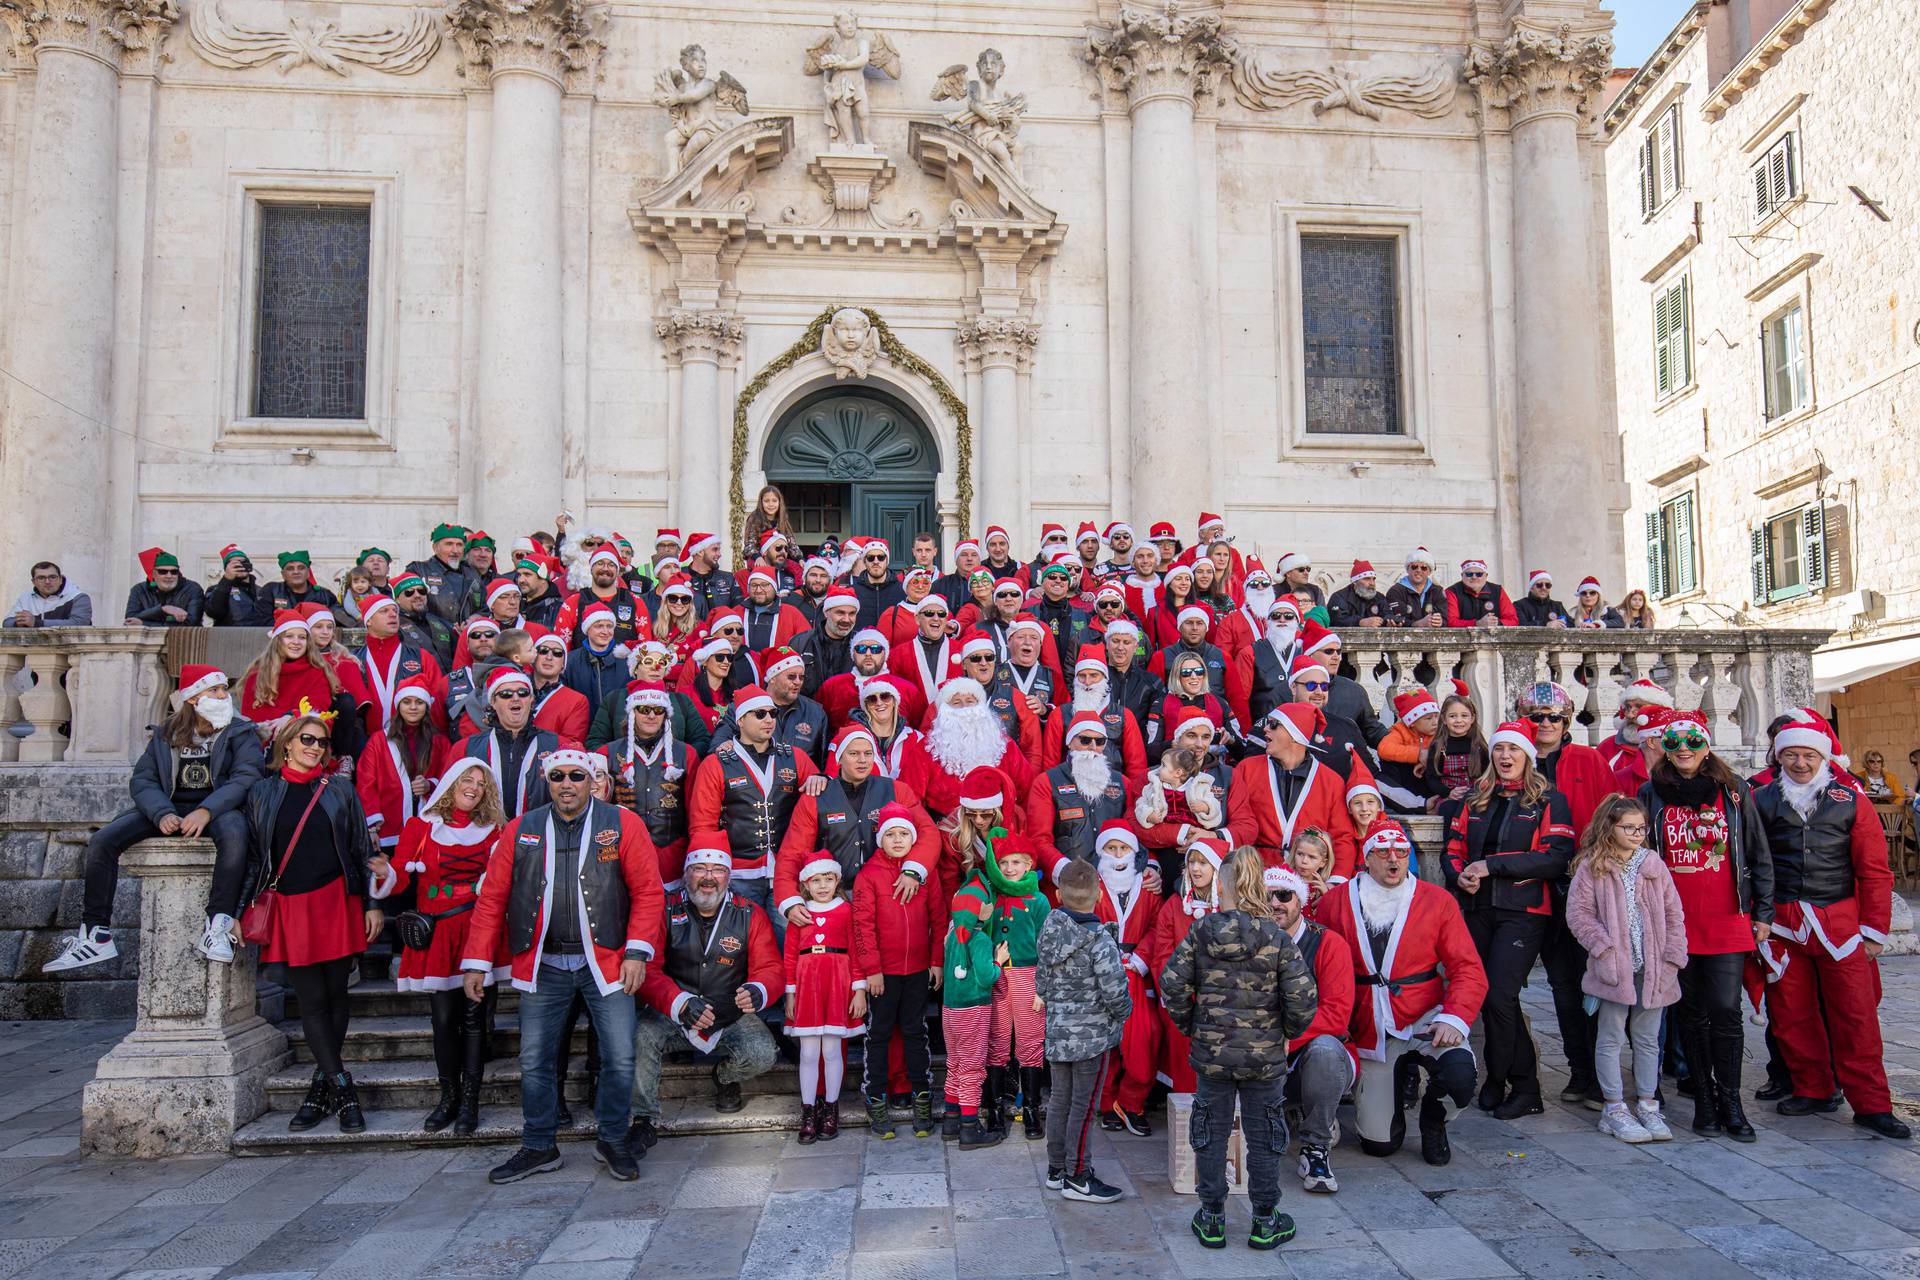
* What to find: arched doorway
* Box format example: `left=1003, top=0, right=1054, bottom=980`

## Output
left=763, top=388, right=940, bottom=561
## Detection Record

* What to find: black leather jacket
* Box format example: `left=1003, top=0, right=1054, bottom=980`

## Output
left=129, top=718, right=266, bottom=823
left=241, top=771, right=376, bottom=907
left=123, top=579, right=205, bottom=627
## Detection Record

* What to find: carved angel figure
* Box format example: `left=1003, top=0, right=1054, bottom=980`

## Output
left=654, top=44, right=749, bottom=168
left=803, top=9, right=902, bottom=149
left=932, top=49, right=1028, bottom=176
left=821, top=307, right=881, bottom=380
left=188, top=0, right=440, bottom=76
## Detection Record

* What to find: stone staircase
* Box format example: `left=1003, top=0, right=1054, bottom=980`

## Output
left=232, top=976, right=944, bottom=1154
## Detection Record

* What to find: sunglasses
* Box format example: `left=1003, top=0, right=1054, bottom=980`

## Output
left=995, top=591, right=1021, bottom=600
left=853, top=643, right=885, bottom=655
left=494, top=689, right=530, bottom=700
left=742, top=708, right=776, bottom=721
left=1463, top=571, right=1487, bottom=580
left=547, top=769, right=589, bottom=783
left=400, top=587, right=426, bottom=597
left=635, top=706, right=666, bottom=716
left=155, top=568, right=180, bottom=576
left=716, top=628, right=744, bottom=638
left=1525, top=712, right=1567, bottom=725
left=1660, top=730, right=1709, bottom=750
left=1071, top=735, right=1106, bottom=748
left=1294, top=680, right=1330, bottom=692
left=709, top=653, right=735, bottom=664
left=295, top=732, right=327, bottom=747
left=864, top=554, right=887, bottom=563
left=1177, top=668, right=1206, bottom=680
left=1268, top=889, right=1297, bottom=904
left=921, top=610, right=949, bottom=619
left=965, top=653, right=994, bottom=664
left=1097, top=599, right=1123, bottom=610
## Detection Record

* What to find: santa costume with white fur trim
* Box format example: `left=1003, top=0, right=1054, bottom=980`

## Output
left=1091, top=821, right=1163, bottom=1123
left=1225, top=703, right=1361, bottom=877
left=369, top=758, right=510, bottom=991
left=781, top=858, right=866, bottom=1039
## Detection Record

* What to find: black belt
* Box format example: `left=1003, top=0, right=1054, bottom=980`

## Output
left=1357, top=966, right=1440, bottom=995
left=804, top=945, right=848, bottom=955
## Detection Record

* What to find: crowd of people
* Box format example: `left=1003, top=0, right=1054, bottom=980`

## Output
left=33, top=490, right=1913, bottom=1253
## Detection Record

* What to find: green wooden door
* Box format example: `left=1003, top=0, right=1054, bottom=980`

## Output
left=764, top=389, right=939, bottom=560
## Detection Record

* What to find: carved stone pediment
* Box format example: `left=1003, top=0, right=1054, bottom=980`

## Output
left=907, top=121, right=1061, bottom=235
left=633, top=114, right=793, bottom=229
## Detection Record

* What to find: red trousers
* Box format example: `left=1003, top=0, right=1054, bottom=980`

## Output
left=1767, top=921, right=1891, bottom=1113
left=1101, top=970, right=1161, bottom=1113
left=989, top=964, right=1046, bottom=1068
left=943, top=1004, right=991, bottom=1112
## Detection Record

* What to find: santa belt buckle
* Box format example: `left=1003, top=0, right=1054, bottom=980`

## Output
left=805, top=945, right=848, bottom=955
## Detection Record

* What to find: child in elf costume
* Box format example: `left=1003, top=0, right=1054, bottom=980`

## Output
left=984, top=834, right=1053, bottom=1140
left=942, top=834, right=1005, bottom=1149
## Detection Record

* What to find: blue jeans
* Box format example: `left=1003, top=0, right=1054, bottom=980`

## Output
left=516, top=963, right=637, bottom=1149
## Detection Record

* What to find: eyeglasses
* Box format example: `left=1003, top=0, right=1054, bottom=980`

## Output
left=547, top=769, right=589, bottom=782
left=1660, top=729, right=1709, bottom=750
left=1071, top=735, right=1105, bottom=748
left=1294, top=680, right=1330, bottom=692
left=295, top=732, right=327, bottom=747
left=853, top=643, right=885, bottom=655
left=1525, top=712, right=1567, bottom=725
left=743, top=708, right=776, bottom=721
left=1615, top=823, right=1649, bottom=835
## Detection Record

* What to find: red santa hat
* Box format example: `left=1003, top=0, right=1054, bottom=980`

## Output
left=1266, top=597, right=1302, bottom=622
left=1170, top=705, right=1215, bottom=740
left=747, top=566, right=778, bottom=590
left=763, top=647, right=804, bottom=680
left=958, top=766, right=1005, bottom=811
left=875, top=802, right=918, bottom=844
left=1633, top=705, right=1680, bottom=735
left=1346, top=776, right=1382, bottom=807
left=1347, top=560, right=1377, bottom=584
left=360, top=593, right=398, bottom=623
left=756, top=529, right=787, bottom=555
left=1289, top=652, right=1331, bottom=683
left=1298, top=619, right=1340, bottom=655
left=683, top=531, right=720, bottom=560
left=1097, top=819, right=1140, bottom=857
left=828, top=724, right=878, bottom=774
left=486, top=666, right=533, bottom=698
left=1449, top=678, right=1471, bottom=700
left=532, top=632, right=569, bottom=656
left=1405, top=546, right=1435, bottom=569
left=625, top=682, right=672, bottom=711
left=1243, top=556, right=1271, bottom=584
left=1361, top=815, right=1412, bottom=856
left=1654, top=707, right=1713, bottom=745
left=1772, top=708, right=1841, bottom=763
left=1093, top=582, right=1126, bottom=605
left=732, top=685, right=774, bottom=718
left=850, top=627, right=889, bottom=652
left=1196, top=512, right=1225, bottom=535
left=1103, top=520, right=1132, bottom=543
left=171, top=664, right=228, bottom=710
left=1074, top=644, right=1108, bottom=677
left=958, top=632, right=997, bottom=661
left=1163, top=562, right=1193, bottom=583
left=654, top=528, right=682, bottom=549
left=1576, top=576, right=1603, bottom=595
left=485, top=577, right=520, bottom=609
left=1276, top=551, right=1311, bottom=576
left=953, top=538, right=982, bottom=560
left=692, top=636, right=733, bottom=665
left=464, top=616, right=501, bottom=637
left=1264, top=865, right=1308, bottom=898
left=580, top=600, right=616, bottom=629
left=1176, top=605, right=1211, bottom=630
left=541, top=747, right=596, bottom=776
left=683, top=834, right=731, bottom=870
left=1393, top=690, right=1441, bottom=724
left=1527, top=569, right=1552, bottom=590
left=795, top=854, right=843, bottom=886
left=1006, top=616, right=1045, bottom=641
left=1148, top=521, right=1178, bottom=542
left=1621, top=678, right=1673, bottom=708
left=298, top=601, right=331, bottom=627
left=659, top=575, right=695, bottom=602
left=270, top=608, right=311, bottom=638
left=992, top=577, right=1025, bottom=598
left=984, top=524, right=1010, bottom=545
left=1266, top=702, right=1321, bottom=747
left=1461, top=557, right=1490, bottom=574
left=860, top=675, right=910, bottom=704
left=1065, top=709, right=1109, bottom=742
left=1186, top=834, right=1229, bottom=870
left=903, top=565, right=935, bottom=586
left=1038, top=522, right=1067, bottom=546
left=822, top=586, right=859, bottom=613
left=1104, top=618, right=1140, bottom=642
left=394, top=675, right=436, bottom=708
left=1488, top=719, right=1538, bottom=762
left=1075, top=521, right=1101, bottom=546
left=587, top=546, right=623, bottom=569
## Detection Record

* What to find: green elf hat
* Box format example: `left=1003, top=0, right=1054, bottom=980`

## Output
left=219, top=543, right=249, bottom=566
left=430, top=522, right=467, bottom=544
left=136, top=547, right=178, bottom=581
left=278, top=550, right=311, bottom=569
left=1037, top=561, right=1073, bottom=582
left=391, top=573, right=427, bottom=594
left=356, top=546, right=393, bottom=565
left=465, top=531, right=496, bottom=552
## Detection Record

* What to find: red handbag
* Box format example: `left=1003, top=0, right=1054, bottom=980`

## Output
left=240, top=779, right=330, bottom=947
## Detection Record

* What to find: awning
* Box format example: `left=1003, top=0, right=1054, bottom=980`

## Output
left=1813, top=634, right=1920, bottom=692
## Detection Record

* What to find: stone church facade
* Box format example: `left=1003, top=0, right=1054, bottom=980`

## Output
left=0, top=0, right=1624, bottom=608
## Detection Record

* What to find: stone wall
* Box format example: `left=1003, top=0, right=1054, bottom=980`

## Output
left=0, top=766, right=137, bottom=1018
left=1831, top=669, right=1920, bottom=782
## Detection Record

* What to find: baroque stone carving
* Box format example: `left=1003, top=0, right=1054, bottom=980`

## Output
left=802, top=8, right=900, bottom=149
left=1, top=0, right=177, bottom=73
left=1224, top=46, right=1458, bottom=121
left=931, top=48, right=1027, bottom=177
left=1085, top=2, right=1233, bottom=105
left=956, top=314, right=1040, bottom=367
left=778, top=149, right=925, bottom=234
left=444, top=0, right=605, bottom=92
left=654, top=43, right=749, bottom=171
left=188, top=0, right=439, bottom=76
left=655, top=308, right=743, bottom=364
left=821, top=306, right=882, bottom=379
left=1465, top=21, right=1613, bottom=124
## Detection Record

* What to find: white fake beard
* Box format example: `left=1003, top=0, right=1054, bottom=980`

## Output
left=1244, top=584, right=1276, bottom=616
left=1357, top=873, right=1414, bottom=933
left=1780, top=763, right=1834, bottom=820
left=1098, top=852, right=1136, bottom=899
left=1069, top=750, right=1113, bottom=801
left=927, top=703, right=1007, bottom=775
left=195, top=697, right=234, bottom=731
left=1071, top=679, right=1110, bottom=716
left=1264, top=620, right=1298, bottom=649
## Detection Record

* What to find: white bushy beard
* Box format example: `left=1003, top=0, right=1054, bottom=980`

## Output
left=1069, top=750, right=1113, bottom=801
left=1780, top=763, right=1834, bottom=820
left=1264, top=620, right=1298, bottom=649
left=928, top=702, right=1006, bottom=775
left=1244, top=583, right=1276, bottom=617
left=1098, top=848, right=1137, bottom=900
left=1072, top=678, right=1109, bottom=716
left=1353, top=583, right=1378, bottom=601
left=195, top=696, right=234, bottom=731
left=1357, top=872, right=1414, bottom=932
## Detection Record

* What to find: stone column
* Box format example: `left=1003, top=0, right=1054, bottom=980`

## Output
left=957, top=316, right=1038, bottom=538
left=657, top=310, right=743, bottom=549
left=82, top=839, right=288, bottom=1156
left=1086, top=3, right=1230, bottom=527
left=1467, top=21, right=1614, bottom=584
left=447, top=0, right=605, bottom=540
left=0, top=0, right=174, bottom=600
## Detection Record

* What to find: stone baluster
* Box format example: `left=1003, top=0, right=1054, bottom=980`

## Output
left=1545, top=648, right=1588, bottom=741
left=64, top=630, right=170, bottom=763
left=1462, top=647, right=1503, bottom=729
left=0, top=648, right=23, bottom=762
left=1347, top=641, right=1391, bottom=716
left=17, top=649, right=73, bottom=763
left=1590, top=655, right=1627, bottom=751
left=1704, top=651, right=1743, bottom=749
left=1664, top=647, right=1706, bottom=713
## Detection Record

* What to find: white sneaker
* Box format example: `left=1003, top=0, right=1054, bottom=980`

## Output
left=197, top=915, right=236, bottom=964
left=44, top=927, right=117, bottom=974
left=1634, top=1099, right=1673, bottom=1142
left=1598, top=1102, right=1653, bottom=1144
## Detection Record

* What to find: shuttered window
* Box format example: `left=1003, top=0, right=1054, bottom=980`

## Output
left=1647, top=492, right=1697, bottom=600
left=1653, top=275, right=1691, bottom=398
left=1752, top=504, right=1826, bottom=604
left=1752, top=132, right=1799, bottom=222
left=1762, top=301, right=1810, bottom=420
left=1637, top=105, right=1683, bottom=218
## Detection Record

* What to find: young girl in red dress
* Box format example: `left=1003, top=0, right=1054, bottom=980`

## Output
left=784, top=859, right=867, bottom=1144
left=1140, top=836, right=1226, bottom=1093
left=1094, top=821, right=1162, bottom=1137
left=355, top=677, right=453, bottom=850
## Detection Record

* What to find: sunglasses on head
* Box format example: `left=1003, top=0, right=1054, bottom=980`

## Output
left=1294, top=680, right=1330, bottom=692
left=1526, top=712, right=1567, bottom=725
left=295, top=732, right=327, bottom=747
left=547, top=769, right=589, bottom=783
left=1661, top=729, right=1709, bottom=750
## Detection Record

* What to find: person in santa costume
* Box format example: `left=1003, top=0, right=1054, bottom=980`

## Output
left=600, top=682, right=700, bottom=891
left=852, top=804, right=947, bottom=1138
left=1057, top=646, right=1148, bottom=783
left=528, top=633, right=592, bottom=744
left=1002, top=615, right=1068, bottom=718
left=1287, top=648, right=1378, bottom=786
left=1598, top=678, right=1674, bottom=772
left=978, top=832, right=1052, bottom=1140
left=1635, top=708, right=1774, bottom=1140
left=367, top=758, right=507, bottom=1135
left=1327, top=560, right=1396, bottom=629
left=788, top=585, right=861, bottom=696
left=680, top=633, right=747, bottom=732
left=1138, top=835, right=1227, bottom=1094
left=1513, top=569, right=1568, bottom=628
left=461, top=748, right=664, bottom=1183
left=1440, top=719, right=1575, bottom=1121
left=1264, top=863, right=1357, bottom=1194
left=1317, top=817, right=1485, bottom=1166
left=562, top=601, right=635, bottom=712
left=1226, top=703, right=1360, bottom=876
left=887, top=596, right=960, bottom=705
left=356, top=677, right=454, bottom=851
left=1026, top=710, right=1143, bottom=877
left=821, top=628, right=913, bottom=729
left=1147, top=652, right=1246, bottom=767
left=1444, top=559, right=1518, bottom=628
left=555, top=545, right=651, bottom=648
left=738, top=564, right=811, bottom=656
left=354, top=592, right=447, bottom=734
left=949, top=635, right=1044, bottom=766
left=775, top=723, right=941, bottom=923
left=241, top=609, right=359, bottom=753
left=849, top=676, right=933, bottom=798
left=904, top=677, right=1036, bottom=817
left=1087, top=822, right=1160, bottom=1138
left=781, top=858, right=865, bottom=1144
left=874, top=566, right=939, bottom=646
left=709, top=647, right=830, bottom=768
left=1134, top=719, right=1231, bottom=877
left=1751, top=717, right=1908, bottom=1139
left=1144, top=564, right=1207, bottom=652
left=456, top=665, right=566, bottom=817
left=1241, top=597, right=1306, bottom=727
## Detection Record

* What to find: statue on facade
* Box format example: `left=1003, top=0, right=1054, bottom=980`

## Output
left=932, top=48, right=1028, bottom=176
left=654, top=44, right=749, bottom=169
left=821, top=307, right=882, bottom=379
left=803, top=9, right=901, bottom=150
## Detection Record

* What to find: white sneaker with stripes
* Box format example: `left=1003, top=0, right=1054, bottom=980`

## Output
left=44, top=927, right=117, bottom=973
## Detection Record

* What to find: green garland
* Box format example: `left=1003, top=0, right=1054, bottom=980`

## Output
left=730, top=306, right=973, bottom=556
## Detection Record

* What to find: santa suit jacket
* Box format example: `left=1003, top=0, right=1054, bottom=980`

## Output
left=773, top=776, right=940, bottom=915
left=355, top=731, right=454, bottom=848
left=1315, top=877, right=1487, bottom=1062
left=900, top=736, right=1033, bottom=819
left=1537, top=740, right=1619, bottom=835
left=887, top=633, right=959, bottom=707
left=739, top=601, right=813, bottom=663
left=531, top=682, right=592, bottom=746
left=355, top=638, right=447, bottom=732
left=1225, top=754, right=1360, bottom=878
left=1024, top=765, right=1142, bottom=873
left=1753, top=776, right=1891, bottom=955
left=1036, top=701, right=1146, bottom=785
left=819, top=669, right=928, bottom=733
left=1096, top=871, right=1158, bottom=975
left=460, top=799, right=665, bottom=995
left=1289, top=920, right=1359, bottom=1076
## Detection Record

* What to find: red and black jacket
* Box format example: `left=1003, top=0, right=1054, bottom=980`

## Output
left=1440, top=785, right=1575, bottom=915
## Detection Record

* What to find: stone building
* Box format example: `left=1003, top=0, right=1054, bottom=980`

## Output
left=0, top=0, right=1627, bottom=609
left=1604, top=0, right=1920, bottom=770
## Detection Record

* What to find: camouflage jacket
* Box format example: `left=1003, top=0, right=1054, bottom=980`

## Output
left=1159, top=910, right=1317, bottom=1082
left=1034, top=909, right=1132, bottom=1062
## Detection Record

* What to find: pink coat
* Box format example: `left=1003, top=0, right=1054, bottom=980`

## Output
left=1565, top=855, right=1688, bottom=1009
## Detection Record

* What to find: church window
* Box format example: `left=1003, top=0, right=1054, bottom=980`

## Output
left=252, top=203, right=372, bottom=420
left=1300, top=234, right=1402, bottom=436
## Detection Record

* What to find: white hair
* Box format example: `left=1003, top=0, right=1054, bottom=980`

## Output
left=1069, top=750, right=1113, bottom=802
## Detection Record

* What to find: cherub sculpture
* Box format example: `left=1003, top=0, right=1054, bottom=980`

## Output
left=821, top=307, right=881, bottom=380
left=654, top=44, right=749, bottom=169
left=932, top=48, right=1027, bottom=176
left=803, top=9, right=902, bottom=149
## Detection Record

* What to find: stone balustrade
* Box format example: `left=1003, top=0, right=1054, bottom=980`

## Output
left=0, top=627, right=171, bottom=765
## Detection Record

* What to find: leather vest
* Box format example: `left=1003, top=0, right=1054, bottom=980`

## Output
left=1043, top=760, right=1129, bottom=864
left=716, top=741, right=802, bottom=859
left=1007, top=662, right=1056, bottom=712
left=610, top=736, right=693, bottom=848
left=811, top=776, right=900, bottom=880
left=569, top=586, right=643, bottom=647
left=1096, top=704, right=1130, bottom=773
left=983, top=668, right=1025, bottom=744
left=1249, top=639, right=1291, bottom=724
left=662, top=890, right=759, bottom=1032
left=1754, top=781, right=1859, bottom=906
left=1448, top=581, right=1503, bottom=622
left=503, top=800, right=632, bottom=957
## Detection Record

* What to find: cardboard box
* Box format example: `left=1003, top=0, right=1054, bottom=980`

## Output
left=1166, top=1092, right=1248, bottom=1196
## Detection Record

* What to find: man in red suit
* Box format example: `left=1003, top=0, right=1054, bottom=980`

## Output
left=739, top=567, right=812, bottom=661
left=1315, top=817, right=1487, bottom=1167
left=773, top=724, right=941, bottom=923
left=461, top=749, right=664, bottom=1183
left=529, top=633, right=591, bottom=745
left=1266, top=864, right=1355, bottom=1193
left=900, top=676, right=1034, bottom=817
left=887, top=596, right=958, bottom=706
left=1226, top=703, right=1358, bottom=876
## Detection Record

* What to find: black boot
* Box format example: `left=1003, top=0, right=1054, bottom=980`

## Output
left=423, top=1076, right=459, bottom=1133
left=942, top=1106, right=962, bottom=1142
left=455, top=1006, right=485, bottom=1136
left=983, top=1066, right=1007, bottom=1136
left=912, top=1091, right=936, bottom=1139
left=1712, top=1036, right=1756, bottom=1142
left=453, top=1074, right=482, bottom=1136
left=332, top=1072, right=366, bottom=1133
left=1685, top=1023, right=1721, bottom=1135
left=1419, top=1095, right=1452, bottom=1166
left=288, top=1067, right=334, bottom=1132
left=1019, top=1067, right=1045, bottom=1140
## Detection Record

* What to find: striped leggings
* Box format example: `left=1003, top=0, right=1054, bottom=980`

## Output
left=943, top=1004, right=992, bottom=1113
left=989, top=964, right=1046, bottom=1068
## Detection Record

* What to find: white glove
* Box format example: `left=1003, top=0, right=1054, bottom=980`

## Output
left=1125, top=953, right=1148, bottom=977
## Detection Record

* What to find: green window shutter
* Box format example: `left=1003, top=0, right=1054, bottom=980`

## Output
left=1675, top=277, right=1692, bottom=388
left=1802, top=504, right=1826, bottom=590
left=1672, top=494, right=1697, bottom=595
left=1646, top=509, right=1668, bottom=599
left=1653, top=287, right=1672, bottom=395
left=1750, top=526, right=1770, bottom=602
left=1639, top=138, right=1655, bottom=218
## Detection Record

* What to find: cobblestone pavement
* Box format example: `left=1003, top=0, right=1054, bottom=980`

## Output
left=2, top=959, right=1918, bottom=1280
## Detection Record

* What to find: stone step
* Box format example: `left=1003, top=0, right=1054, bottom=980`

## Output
left=284, top=975, right=520, bottom=1021
left=285, top=1015, right=571, bottom=1064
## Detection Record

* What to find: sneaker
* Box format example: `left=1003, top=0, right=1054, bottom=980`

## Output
left=1634, top=1100, right=1673, bottom=1142
left=1061, top=1168, right=1123, bottom=1203
left=1045, top=1165, right=1066, bottom=1190
left=1248, top=1209, right=1297, bottom=1250
left=626, top=1117, right=659, bottom=1154
left=44, top=927, right=116, bottom=974
left=593, top=1139, right=639, bottom=1181
left=1190, top=1207, right=1227, bottom=1249
left=489, top=1146, right=562, bottom=1184
left=1598, top=1102, right=1652, bottom=1144
left=1106, top=1105, right=1150, bottom=1137
left=1298, top=1144, right=1338, bottom=1193
left=197, top=915, right=236, bottom=964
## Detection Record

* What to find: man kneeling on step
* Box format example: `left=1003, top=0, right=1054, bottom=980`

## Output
left=632, top=835, right=782, bottom=1151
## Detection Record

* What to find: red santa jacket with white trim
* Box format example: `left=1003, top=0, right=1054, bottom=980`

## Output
left=1225, top=754, right=1359, bottom=878
left=1314, top=876, right=1486, bottom=1062
left=531, top=682, right=591, bottom=746
left=1289, top=919, right=1358, bottom=1074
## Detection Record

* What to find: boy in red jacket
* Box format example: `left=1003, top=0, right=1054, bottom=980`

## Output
left=854, top=804, right=946, bottom=1138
